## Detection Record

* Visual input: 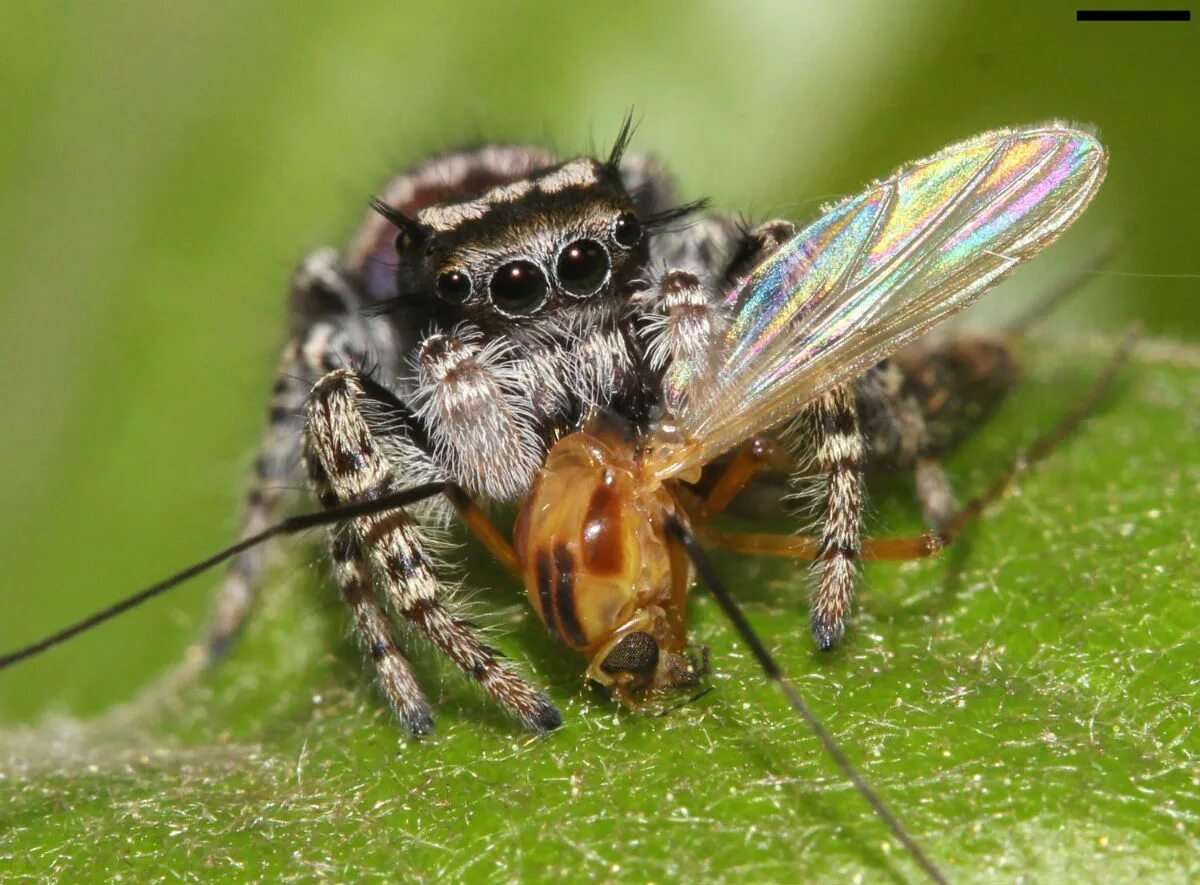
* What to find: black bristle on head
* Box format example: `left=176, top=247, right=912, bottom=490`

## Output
left=607, top=111, right=638, bottom=170
left=368, top=196, right=427, bottom=249
left=645, top=198, right=711, bottom=232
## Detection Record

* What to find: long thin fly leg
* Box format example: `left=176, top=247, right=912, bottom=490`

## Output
left=937, top=326, right=1138, bottom=544
left=697, top=436, right=784, bottom=520
left=306, top=368, right=561, bottom=734
left=701, top=329, right=1138, bottom=565
left=665, top=517, right=947, bottom=885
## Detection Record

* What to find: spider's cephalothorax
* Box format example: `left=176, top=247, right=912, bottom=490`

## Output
left=352, top=145, right=651, bottom=502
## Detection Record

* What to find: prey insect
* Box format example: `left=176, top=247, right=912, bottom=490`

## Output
left=2, top=122, right=1115, bottom=883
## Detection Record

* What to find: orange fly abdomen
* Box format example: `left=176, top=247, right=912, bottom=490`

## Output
left=513, top=429, right=675, bottom=661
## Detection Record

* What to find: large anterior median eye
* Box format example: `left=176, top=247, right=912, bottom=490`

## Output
left=555, top=239, right=610, bottom=297
left=490, top=260, right=549, bottom=315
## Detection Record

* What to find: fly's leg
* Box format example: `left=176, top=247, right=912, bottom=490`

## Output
left=696, top=527, right=940, bottom=561
left=697, top=436, right=788, bottom=520
left=704, top=328, right=1137, bottom=565
left=306, top=368, right=561, bottom=734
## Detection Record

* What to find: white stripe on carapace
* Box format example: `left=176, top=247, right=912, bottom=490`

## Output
left=416, top=158, right=602, bottom=232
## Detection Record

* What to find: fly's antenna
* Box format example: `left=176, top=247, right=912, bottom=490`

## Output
left=0, top=482, right=452, bottom=671
left=1005, top=236, right=1118, bottom=339
left=665, top=517, right=948, bottom=885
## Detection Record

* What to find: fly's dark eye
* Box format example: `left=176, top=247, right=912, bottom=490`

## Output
left=599, top=631, right=659, bottom=676
left=555, top=239, right=610, bottom=297
left=613, top=213, right=643, bottom=249
left=436, top=270, right=472, bottom=304
left=490, top=260, right=548, bottom=315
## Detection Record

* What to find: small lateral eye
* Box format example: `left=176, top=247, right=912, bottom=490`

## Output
left=613, top=213, right=643, bottom=248
left=490, top=260, right=549, bottom=316
left=437, top=270, right=472, bottom=304
left=556, top=239, right=610, bottom=297
left=394, top=228, right=420, bottom=254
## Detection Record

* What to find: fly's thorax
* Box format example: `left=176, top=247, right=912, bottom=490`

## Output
left=513, top=429, right=683, bottom=675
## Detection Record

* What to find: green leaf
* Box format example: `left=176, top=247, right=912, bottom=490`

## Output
left=3, top=337, right=1198, bottom=882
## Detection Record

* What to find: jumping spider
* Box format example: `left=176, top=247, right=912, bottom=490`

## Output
left=204, top=123, right=1077, bottom=736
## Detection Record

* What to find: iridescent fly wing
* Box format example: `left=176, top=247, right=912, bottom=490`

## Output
left=645, top=124, right=1107, bottom=480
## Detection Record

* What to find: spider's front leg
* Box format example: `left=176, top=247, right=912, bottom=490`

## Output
left=729, top=219, right=872, bottom=648
left=797, top=384, right=867, bottom=651
left=305, top=368, right=561, bottom=735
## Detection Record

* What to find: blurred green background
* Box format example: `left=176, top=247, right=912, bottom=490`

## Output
left=1, top=2, right=1197, bottom=882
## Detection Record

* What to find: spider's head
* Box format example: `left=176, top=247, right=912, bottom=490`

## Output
left=375, top=154, right=650, bottom=330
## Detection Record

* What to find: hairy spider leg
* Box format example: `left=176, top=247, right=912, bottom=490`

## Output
left=696, top=327, right=1138, bottom=564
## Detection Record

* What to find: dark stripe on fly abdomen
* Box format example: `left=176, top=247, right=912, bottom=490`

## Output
left=581, top=480, right=624, bottom=576
left=553, top=543, right=587, bottom=648
left=535, top=549, right=558, bottom=637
